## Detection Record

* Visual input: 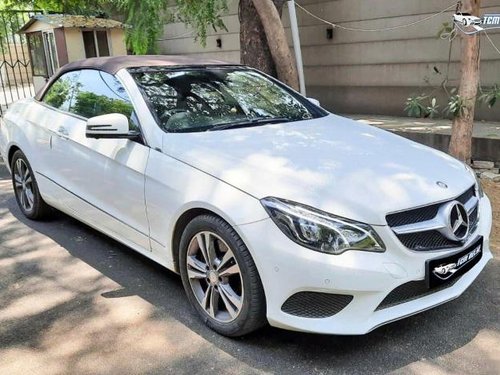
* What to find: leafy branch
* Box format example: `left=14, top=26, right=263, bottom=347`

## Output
left=404, top=95, right=439, bottom=118
left=405, top=85, right=500, bottom=120
left=479, top=84, right=500, bottom=108
left=5, top=0, right=231, bottom=54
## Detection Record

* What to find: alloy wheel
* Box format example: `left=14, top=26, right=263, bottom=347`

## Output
left=13, top=158, right=34, bottom=212
left=186, top=231, right=244, bottom=322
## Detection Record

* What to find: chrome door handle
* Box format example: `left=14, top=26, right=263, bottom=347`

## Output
left=57, top=126, right=69, bottom=137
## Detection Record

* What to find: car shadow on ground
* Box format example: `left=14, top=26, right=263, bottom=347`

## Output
left=1, top=172, right=499, bottom=374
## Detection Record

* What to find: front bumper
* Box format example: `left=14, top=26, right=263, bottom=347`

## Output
left=236, top=195, right=493, bottom=335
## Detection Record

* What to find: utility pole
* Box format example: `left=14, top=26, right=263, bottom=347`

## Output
left=449, top=0, right=482, bottom=163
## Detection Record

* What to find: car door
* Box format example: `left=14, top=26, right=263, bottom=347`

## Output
left=46, top=69, right=151, bottom=251
left=31, top=70, right=81, bottom=208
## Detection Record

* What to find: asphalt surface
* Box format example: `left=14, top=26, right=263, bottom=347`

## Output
left=0, top=163, right=499, bottom=375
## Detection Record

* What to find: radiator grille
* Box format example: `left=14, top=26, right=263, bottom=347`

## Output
left=386, top=205, right=439, bottom=227
left=469, top=205, right=479, bottom=233
left=397, top=231, right=459, bottom=251
left=387, top=186, right=478, bottom=251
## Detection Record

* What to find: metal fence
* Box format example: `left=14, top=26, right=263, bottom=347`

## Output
left=0, top=10, right=41, bottom=116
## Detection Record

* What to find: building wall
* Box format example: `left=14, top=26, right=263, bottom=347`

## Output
left=65, top=28, right=127, bottom=61
left=64, top=28, right=85, bottom=62
left=23, top=21, right=127, bottom=65
left=23, top=20, right=54, bottom=32
left=160, top=1, right=240, bottom=62
left=160, top=0, right=500, bottom=120
left=110, top=29, right=127, bottom=56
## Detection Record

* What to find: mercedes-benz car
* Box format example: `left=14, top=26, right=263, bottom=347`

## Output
left=0, top=56, right=492, bottom=337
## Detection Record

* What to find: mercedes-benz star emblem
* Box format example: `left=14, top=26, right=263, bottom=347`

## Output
left=444, top=201, right=469, bottom=241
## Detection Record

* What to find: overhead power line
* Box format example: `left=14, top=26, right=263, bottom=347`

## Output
left=157, top=30, right=195, bottom=42
left=452, top=20, right=500, bottom=58
left=294, top=1, right=500, bottom=59
left=484, top=30, right=500, bottom=57
left=294, top=2, right=458, bottom=32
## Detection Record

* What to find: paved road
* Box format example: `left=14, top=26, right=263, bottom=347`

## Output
left=0, top=163, right=499, bottom=375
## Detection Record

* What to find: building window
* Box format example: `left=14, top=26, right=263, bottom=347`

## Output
left=96, top=31, right=110, bottom=56
left=27, top=31, right=59, bottom=78
left=43, top=32, right=59, bottom=77
left=82, top=30, right=110, bottom=58
left=27, top=32, right=48, bottom=77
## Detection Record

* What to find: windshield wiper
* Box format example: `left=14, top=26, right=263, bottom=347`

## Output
left=208, top=117, right=292, bottom=131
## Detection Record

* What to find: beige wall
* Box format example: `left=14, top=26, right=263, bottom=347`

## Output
left=65, top=28, right=127, bottom=61
left=109, top=29, right=127, bottom=56
left=160, top=1, right=240, bottom=62
left=23, top=21, right=54, bottom=33
left=64, top=28, right=85, bottom=62
left=159, top=0, right=500, bottom=120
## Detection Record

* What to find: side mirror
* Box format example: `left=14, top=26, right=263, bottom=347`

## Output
left=307, top=97, right=321, bottom=107
left=86, top=113, right=139, bottom=139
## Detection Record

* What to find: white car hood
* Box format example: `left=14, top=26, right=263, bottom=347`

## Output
left=162, top=114, right=474, bottom=225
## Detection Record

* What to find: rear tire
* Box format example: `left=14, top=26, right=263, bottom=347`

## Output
left=179, top=214, right=267, bottom=337
left=11, top=150, right=51, bottom=220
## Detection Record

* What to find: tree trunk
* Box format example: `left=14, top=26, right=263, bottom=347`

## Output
left=239, top=0, right=276, bottom=76
left=239, top=0, right=287, bottom=78
left=449, top=0, right=481, bottom=163
left=248, top=0, right=299, bottom=90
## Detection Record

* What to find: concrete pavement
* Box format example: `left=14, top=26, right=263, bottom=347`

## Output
left=347, top=115, right=500, bottom=163
left=0, top=163, right=499, bottom=375
left=348, top=115, right=500, bottom=140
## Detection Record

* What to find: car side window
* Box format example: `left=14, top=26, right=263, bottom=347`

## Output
left=42, top=71, right=80, bottom=111
left=69, top=69, right=139, bottom=131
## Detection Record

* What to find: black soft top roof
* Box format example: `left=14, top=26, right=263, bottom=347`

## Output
left=35, top=55, right=234, bottom=100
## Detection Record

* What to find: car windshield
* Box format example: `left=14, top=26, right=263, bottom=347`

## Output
left=130, top=67, right=325, bottom=132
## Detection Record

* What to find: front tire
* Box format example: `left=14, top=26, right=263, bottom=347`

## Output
left=11, top=150, right=51, bottom=220
left=179, top=214, right=267, bottom=337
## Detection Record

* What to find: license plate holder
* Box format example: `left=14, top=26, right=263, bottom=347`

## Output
left=426, top=237, right=483, bottom=289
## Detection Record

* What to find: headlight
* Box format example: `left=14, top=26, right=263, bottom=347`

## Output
left=464, top=164, right=484, bottom=198
left=261, top=197, right=385, bottom=255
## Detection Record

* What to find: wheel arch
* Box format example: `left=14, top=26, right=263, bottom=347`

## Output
left=5, top=138, right=34, bottom=174
left=171, top=207, right=225, bottom=273
left=7, top=144, right=21, bottom=168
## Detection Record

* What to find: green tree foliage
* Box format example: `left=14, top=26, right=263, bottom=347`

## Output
left=115, top=0, right=165, bottom=54
left=5, top=0, right=230, bottom=55
left=3, top=0, right=108, bottom=15
left=479, top=85, right=500, bottom=108
left=118, top=0, right=229, bottom=53
left=174, top=0, right=228, bottom=47
left=72, top=91, right=134, bottom=118
left=43, top=78, right=71, bottom=108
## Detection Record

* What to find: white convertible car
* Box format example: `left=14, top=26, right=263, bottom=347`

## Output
left=0, top=56, right=492, bottom=336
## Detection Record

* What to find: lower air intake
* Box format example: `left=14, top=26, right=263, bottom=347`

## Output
left=281, top=292, right=353, bottom=318
left=376, top=276, right=462, bottom=310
